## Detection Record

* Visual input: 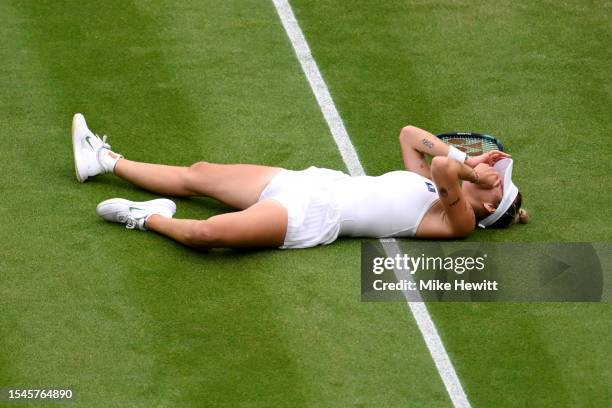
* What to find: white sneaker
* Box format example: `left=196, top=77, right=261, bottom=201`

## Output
left=96, top=198, right=176, bottom=231
left=72, top=113, right=119, bottom=182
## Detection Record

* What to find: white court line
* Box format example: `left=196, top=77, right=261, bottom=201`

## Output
left=271, top=1, right=471, bottom=407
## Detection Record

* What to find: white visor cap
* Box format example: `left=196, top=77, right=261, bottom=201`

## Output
left=478, top=158, right=519, bottom=228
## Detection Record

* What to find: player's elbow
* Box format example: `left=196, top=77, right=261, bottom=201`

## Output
left=452, top=223, right=474, bottom=238
left=399, top=125, right=420, bottom=144
left=448, top=211, right=476, bottom=238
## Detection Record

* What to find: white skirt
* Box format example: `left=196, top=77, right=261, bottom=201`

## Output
left=258, top=166, right=349, bottom=249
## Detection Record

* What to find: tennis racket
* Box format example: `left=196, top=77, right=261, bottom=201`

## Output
left=437, top=132, right=504, bottom=156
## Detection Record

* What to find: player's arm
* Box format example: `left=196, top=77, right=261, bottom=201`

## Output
left=428, top=157, right=480, bottom=237
left=424, top=157, right=501, bottom=238
left=399, top=125, right=455, bottom=178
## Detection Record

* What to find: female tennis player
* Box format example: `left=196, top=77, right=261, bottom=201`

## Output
left=72, top=114, right=527, bottom=249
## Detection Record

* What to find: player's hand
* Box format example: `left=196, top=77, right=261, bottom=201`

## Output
left=467, top=150, right=511, bottom=168
left=474, top=164, right=501, bottom=189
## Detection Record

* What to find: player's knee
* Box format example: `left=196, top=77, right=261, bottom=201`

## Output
left=185, top=220, right=218, bottom=248
left=184, top=161, right=211, bottom=193
left=188, top=161, right=211, bottom=178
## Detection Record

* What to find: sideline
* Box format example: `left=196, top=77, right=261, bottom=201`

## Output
left=271, top=1, right=471, bottom=407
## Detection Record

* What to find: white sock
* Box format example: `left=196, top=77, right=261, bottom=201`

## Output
left=98, top=149, right=123, bottom=173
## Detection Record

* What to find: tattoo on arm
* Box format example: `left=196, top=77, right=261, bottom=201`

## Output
left=439, top=187, right=448, bottom=197
left=449, top=198, right=460, bottom=207
left=421, top=139, right=434, bottom=149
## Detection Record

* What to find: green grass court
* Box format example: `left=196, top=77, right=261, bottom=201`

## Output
left=1, top=1, right=611, bottom=406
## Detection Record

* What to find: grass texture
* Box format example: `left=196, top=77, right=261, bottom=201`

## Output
left=1, top=0, right=610, bottom=407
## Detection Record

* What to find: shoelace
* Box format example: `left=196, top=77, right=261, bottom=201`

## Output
left=118, top=214, right=138, bottom=229
left=95, top=133, right=111, bottom=150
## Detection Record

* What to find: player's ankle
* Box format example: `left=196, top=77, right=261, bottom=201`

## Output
left=145, top=213, right=163, bottom=230
left=98, top=149, right=123, bottom=173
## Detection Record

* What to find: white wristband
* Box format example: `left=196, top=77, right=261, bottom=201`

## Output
left=447, top=146, right=467, bottom=163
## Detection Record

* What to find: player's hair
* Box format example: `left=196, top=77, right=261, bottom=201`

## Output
left=490, top=192, right=528, bottom=228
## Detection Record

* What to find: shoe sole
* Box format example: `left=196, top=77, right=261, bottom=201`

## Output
left=72, top=113, right=88, bottom=183
left=96, top=198, right=177, bottom=218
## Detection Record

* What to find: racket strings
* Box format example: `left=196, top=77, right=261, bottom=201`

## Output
left=439, top=136, right=500, bottom=155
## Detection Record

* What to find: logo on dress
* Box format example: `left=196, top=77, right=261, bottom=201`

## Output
left=425, top=181, right=436, bottom=193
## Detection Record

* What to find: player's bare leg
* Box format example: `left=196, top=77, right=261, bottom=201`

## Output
left=72, top=113, right=281, bottom=209
left=114, top=159, right=281, bottom=210
left=146, top=199, right=288, bottom=248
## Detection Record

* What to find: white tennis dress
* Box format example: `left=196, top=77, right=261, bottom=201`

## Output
left=258, top=166, right=440, bottom=249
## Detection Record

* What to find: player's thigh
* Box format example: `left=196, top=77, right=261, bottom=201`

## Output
left=189, top=162, right=282, bottom=209
left=206, top=199, right=288, bottom=248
